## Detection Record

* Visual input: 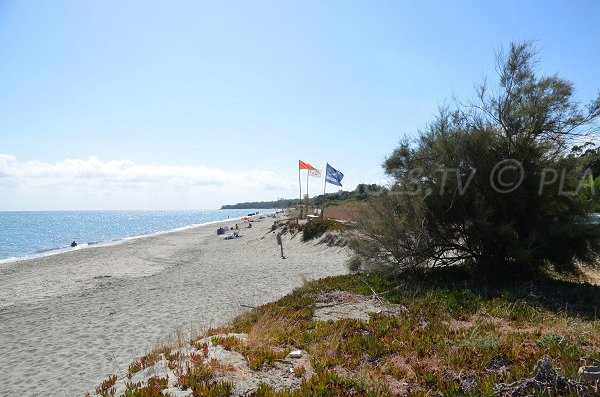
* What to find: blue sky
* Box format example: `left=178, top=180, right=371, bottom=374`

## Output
left=1, top=0, right=599, bottom=210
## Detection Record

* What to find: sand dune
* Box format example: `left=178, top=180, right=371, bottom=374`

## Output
left=0, top=217, right=349, bottom=396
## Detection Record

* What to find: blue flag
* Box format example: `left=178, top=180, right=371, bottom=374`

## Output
left=326, top=163, right=344, bottom=187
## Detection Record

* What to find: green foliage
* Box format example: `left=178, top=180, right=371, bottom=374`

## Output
left=302, top=220, right=344, bottom=242
left=220, top=199, right=300, bottom=209
left=127, top=352, right=163, bottom=377
left=176, top=363, right=214, bottom=390
left=96, top=375, right=117, bottom=397
left=211, top=335, right=289, bottom=370
left=122, top=374, right=231, bottom=397
left=310, top=185, right=386, bottom=206
left=191, top=381, right=233, bottom=396
left=223, top=272, right=600, bottom=395
left=123, top=377, right=168, bottom=397
left=221, top=185, right=386, bottom=209
left=572, top=141, right=600, bottom=180
left=252, top=373, right=392, bottom=396
left=359, top=41, right=600, bottom=278
left=346, top=255, right=363, bottom=273
left=577, top=174, right=600, bottom=212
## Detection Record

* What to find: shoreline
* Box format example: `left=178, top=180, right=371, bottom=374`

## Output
left=0, top=215, right=349, bottom=396
left=0, top=215, right=275, bottom=309
left=0, top=210, right=277, bottom=266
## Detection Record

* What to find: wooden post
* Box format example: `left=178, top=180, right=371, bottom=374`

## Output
left=276, top=232, right=285, bottom=259
left=321, top=177, right=327, bottom=219
left=298, top=163, right=302, bottom=218
left=306, top=169, right=310, bottom=213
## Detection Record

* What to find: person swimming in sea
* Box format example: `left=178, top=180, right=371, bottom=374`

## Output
left=71, top=241, right=77, bottom=248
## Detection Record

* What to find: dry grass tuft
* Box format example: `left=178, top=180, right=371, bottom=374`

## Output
left=323, top=202, right=363, bottom=222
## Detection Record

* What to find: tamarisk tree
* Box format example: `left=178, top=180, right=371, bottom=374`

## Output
left=356, top=42, right=600, bottom=278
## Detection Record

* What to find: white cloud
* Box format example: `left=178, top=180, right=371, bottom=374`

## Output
left=0, top=154, right=297, bottom=209
left=0, top=154, right=292, bottom=189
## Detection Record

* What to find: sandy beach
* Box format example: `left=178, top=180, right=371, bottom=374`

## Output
left=0, top=217, right=349, bottom=396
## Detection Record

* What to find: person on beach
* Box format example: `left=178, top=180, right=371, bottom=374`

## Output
left=235, top=224, right=239, bottom=230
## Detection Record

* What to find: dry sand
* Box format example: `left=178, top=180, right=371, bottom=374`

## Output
left=0, top=217, right=349, bottom=396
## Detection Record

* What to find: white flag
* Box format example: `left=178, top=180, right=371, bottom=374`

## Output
left=309, top=169, right=322, bottom=178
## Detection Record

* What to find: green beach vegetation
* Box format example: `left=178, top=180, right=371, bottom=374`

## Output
left=93, top=271, right=600, bottom=396
left=214, top=271, right=600, bottom=396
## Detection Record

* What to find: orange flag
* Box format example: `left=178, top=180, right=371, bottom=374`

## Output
left=299, top=160, right=316, bottom=170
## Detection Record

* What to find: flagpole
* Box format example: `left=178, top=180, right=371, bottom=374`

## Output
left=321, top=165, right=327, bottom=219
left=298, top=162, right=302, bottom=218
left=306, top=169, right=310, bottom=210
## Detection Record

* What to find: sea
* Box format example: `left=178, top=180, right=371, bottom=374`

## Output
left=0, top=209, right=274, bottom=264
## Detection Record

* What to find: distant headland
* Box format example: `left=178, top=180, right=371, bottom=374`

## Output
left=220, top=184, right=385, bottom=209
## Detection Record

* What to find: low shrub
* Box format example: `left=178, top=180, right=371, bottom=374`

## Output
left=302, top=220, right=344, bottom=242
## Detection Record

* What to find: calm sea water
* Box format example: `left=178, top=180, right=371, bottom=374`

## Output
left=0, top=209, right=273, bottom=263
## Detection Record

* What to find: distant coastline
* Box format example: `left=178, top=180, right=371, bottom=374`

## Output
left=221, top=199, right=300, bottom=210
left=221, top=185, right=385, bottom=210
